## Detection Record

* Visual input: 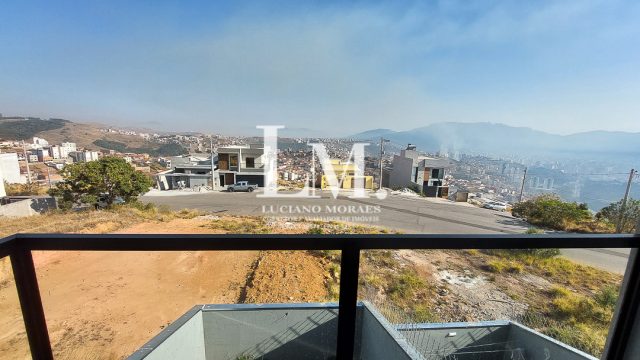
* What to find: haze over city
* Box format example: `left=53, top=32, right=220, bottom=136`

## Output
left=1, top=0, right=639, bottom=136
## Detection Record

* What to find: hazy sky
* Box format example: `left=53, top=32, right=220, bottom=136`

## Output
left=1, top=0, right=639, bottom=136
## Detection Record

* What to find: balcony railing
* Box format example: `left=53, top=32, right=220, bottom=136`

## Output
left=1, top=233, right=639, bottom=360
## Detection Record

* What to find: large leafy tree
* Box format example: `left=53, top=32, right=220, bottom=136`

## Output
left=596, top=198, right=640, bottom=233
left=50, top=157, right=152, bottom=208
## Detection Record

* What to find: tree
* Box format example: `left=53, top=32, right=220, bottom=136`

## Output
left=49, top=157, right=152, bottom=209
left=596, top=198, right=640, bottom=234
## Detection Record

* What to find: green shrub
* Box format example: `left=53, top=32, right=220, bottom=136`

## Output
left=546, top=323, right=606, bottom=357
left=486, top=259, right=522, bottom=273
left=512, top=194, right=592, bottom=231
left=550, top=286, right=612, bottom=323
left=594, top=284, right=619, bottom=309
left=388, top=270, right=425, bottom=300
left=524, top=227, right=544, bottom=234
left=306, top=226, right=324, bottom=234
left=413, top=304, right=439, bottom=322
left=509, top=248, right=560, bottom=259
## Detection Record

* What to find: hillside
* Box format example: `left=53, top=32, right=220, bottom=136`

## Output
left=92, top=139, right=186, bottom=156
left=1, top=117, right=187, bottom=156
left=0, top=118, right=68, bottom=140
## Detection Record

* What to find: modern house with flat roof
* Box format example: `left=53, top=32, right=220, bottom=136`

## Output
left=156, top=144, right=266, bottom=191
left=389, top=145, right=454, bottom=197
left=127, top=302, right=597, bottom=360
left=156, top=155, right=218, bottom=190
left=217, top=144, right=265, bottom=187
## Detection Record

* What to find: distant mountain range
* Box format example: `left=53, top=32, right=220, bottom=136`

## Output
left=351, top=122, right=640, bottom=160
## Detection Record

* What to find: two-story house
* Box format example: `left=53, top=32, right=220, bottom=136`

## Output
left=217, top=144, right=265, bottom=187
left=389, top=144, right=453, bottom=197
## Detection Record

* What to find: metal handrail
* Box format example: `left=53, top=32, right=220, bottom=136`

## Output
left=1, top=233, right=639, bottom=360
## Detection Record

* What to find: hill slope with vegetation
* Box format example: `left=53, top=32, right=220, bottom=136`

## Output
left=0, top=118, right=68, bottom=140
left=1, top=116, right=187, bottom=156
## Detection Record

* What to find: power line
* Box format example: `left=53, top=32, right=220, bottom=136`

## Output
left=523, top=172, right=634, bottom=176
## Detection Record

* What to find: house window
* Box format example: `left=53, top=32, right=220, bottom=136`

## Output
left=230, top=155, right=238, bottom=167
left=246, top=157, right=255, bottom=168
left=431, top=168, right=440, bottom=178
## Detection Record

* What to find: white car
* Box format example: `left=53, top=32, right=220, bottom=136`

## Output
left=483, top=201, right=509, bottom=212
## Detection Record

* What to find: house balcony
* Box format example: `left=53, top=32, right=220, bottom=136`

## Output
left=1, top=233, right=639, bottom=360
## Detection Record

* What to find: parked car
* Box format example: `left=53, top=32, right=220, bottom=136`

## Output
left=483, top=201, right=509, bottom=212
left=227, top=181, right=257, bottom=192
left=95, top=195, right=125, bottom=209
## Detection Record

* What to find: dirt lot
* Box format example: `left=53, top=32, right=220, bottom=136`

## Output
left=0, top=218, right=259, bottom=359
left=243, top=251, right=329, bottom=304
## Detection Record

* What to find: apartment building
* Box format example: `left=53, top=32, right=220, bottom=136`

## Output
left=68, top=150, right=99, bottom=163
left=35, top=148, right=50, bottom=162
left=60, top=142, right=77, bottom=157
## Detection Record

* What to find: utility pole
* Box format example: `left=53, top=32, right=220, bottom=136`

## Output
left=46, top=165, right=52, bottom=189
left=210, top=135, right=215, bottom=189
left=311, top=146, right=316, bottom=195
left=518, top=167, right=527, bottom=203
left=22, top=141, right=32, bottom=183
left=379, top=137, right=389, bottom=190
left=616, top=168, right=637, bottom=233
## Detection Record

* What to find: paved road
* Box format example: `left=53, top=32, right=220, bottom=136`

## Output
left=142, top=190, right=629, bottom=273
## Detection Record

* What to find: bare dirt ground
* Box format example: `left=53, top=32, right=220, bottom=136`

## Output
left=400, top=250, right=531, bottom=321
left=0, top=218, right=258, bottom=359
left=243, top=251, right=329, bottom=304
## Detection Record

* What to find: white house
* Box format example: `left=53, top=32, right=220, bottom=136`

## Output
left=0, top=153, right=23, bottom=184
left=0, top=165, right=6, bottom=197
left=32, top=137, right=49, bottom=148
